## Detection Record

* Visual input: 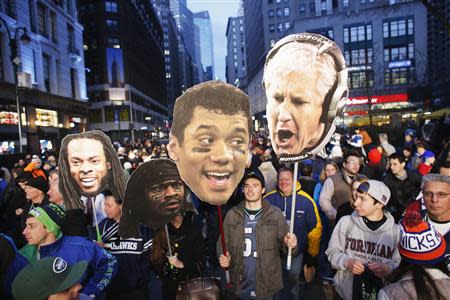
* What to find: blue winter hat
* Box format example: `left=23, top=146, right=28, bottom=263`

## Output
left=404, top=128, right=416, bottom=137
left=422, top=150, right=435, bottom=161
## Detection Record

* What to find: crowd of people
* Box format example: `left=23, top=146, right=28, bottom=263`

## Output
left=1, top=120, right=450, bottom=300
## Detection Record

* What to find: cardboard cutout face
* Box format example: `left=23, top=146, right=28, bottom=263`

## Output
left=263, top=33, right=348, bottom=163
left=59, top=130, right=126, bottom=210
left=168, top=81, right=252, bottom=205
left=119, top=159, right=187, bottom=237
left=67, top=138, right=111, bottom=197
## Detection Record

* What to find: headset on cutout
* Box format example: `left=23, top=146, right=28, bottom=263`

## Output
left=263, top=32, right=349, bottom=163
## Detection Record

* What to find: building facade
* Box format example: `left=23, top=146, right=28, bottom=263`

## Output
left=0, top=0, right=88, bottom=154
left=170, top=0, right=199, bottom=88
left=244, top=0, right=428, bottom=127
left=79, top=0, right=167, bottom=142
left=194, top=11, right=214, bottom=81
left=225, top=16, right=247, bottom=88
left=427, top=0, right=449, bottom=106
left=152, top=0, right=182, bottom=117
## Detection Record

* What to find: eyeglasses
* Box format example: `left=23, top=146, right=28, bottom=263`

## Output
left=345, top=160, right=359, bottom=165
left=423, top=191, right=450, bottom=200
left=356, top=181, right=370, bottom=195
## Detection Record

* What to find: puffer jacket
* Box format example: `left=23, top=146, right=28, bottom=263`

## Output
left=264, top=181, right=322, bottom=264
left=217, top=200, right=296, bottom=299
left=378, top=268, right=450, bottom=300
left=21, top=235, right=117, bottom=297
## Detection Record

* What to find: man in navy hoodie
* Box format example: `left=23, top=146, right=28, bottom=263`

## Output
left=19, top=203, right=117, bottom=299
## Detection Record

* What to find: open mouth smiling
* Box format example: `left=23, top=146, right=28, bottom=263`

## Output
left=80, top=177, right=97, bottom=188
left=204, top=171, right=233, bottom=189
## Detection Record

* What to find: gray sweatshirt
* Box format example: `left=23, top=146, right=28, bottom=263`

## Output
left=326, top=211, right=401, bottom=300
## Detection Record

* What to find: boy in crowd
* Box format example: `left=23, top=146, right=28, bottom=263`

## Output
left=326, top=180, right=401, bottom=299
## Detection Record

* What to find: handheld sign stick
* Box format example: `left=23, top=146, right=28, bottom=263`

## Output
left=286, top=162, right=299, bottom=270
left=90, top=197, right=102, bottom=242
left=217, top=205, right=231, bottom=288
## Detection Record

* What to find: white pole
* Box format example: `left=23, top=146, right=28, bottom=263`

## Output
left=286, top=162, right=299, bottom=270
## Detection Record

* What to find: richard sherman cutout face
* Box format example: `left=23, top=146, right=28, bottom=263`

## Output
left=119, top=159, right=186, bottom=237
left=167, top=80, right=252, bottom=205
left=263, top=33, right=348, bottom=163
left=59, top=130, right=126, bottom=210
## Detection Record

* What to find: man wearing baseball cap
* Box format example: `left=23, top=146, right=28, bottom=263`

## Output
left=219, top=170, right=297, bottom=299
left=19, top=204, right=117, bottom=299
left=326, top=180, right=401, bottom=300
left=12, top=256, right=89, bottom=300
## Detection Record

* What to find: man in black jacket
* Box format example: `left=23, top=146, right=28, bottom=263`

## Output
left=383, top=153, right=421, bottom=222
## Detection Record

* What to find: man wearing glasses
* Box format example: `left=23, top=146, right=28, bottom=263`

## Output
left=320, top=152, right=361, bottom=224
left=414, top=174, right=450, bottom=275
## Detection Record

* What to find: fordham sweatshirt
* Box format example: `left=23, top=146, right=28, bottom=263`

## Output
left=326, top=211, right=401, bottom=300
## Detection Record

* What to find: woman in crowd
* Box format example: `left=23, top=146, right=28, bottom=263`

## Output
left=335, top=174, right=369, bottom=224
left=378, top=210, right=450, bottom=300
left=98, top=190, right=152, bottom=300
left=150, top=210, right=205, bottom=300
left=313, top=161, right=339, bottom=205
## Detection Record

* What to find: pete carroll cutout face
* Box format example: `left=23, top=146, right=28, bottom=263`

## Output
left=168, top=80, right=252, bottom=205
left=263, top=33, right=348, bottom=163
left=119, top=159, right=186, bottom=237
left=59, top=130, right=126, bottom=210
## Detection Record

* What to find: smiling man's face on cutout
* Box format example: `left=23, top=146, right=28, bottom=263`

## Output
left=168, top=107, right=250, bottom=205
left=67, top=138, right=111, bottom=197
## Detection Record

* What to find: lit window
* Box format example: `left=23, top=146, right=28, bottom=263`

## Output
left=105, top=1, right=118, bottom=13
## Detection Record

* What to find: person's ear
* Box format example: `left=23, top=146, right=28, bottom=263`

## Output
left=168, top=135, right=180, bottom=162
left=262, top=187, right=265, bottom=195
left=107, top=162, right=112, bottom=170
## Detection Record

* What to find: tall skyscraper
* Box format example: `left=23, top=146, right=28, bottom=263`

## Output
left=152, top=0, right=182, bottom=116
left=170, top=0, right=199, bottom=87
left=79, top=0, right=167, bottom=142
left=226, top=16, right=246, bottom=87
left=194, top=11, right=215, bottom=81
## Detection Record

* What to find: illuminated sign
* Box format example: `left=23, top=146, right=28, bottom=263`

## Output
left=346, top=93, right=408, bottom=106
left=388, top=60, right=412, bottom=68
left=71, top=117, right=81, bottom=123
left=0, top=111, right=18, bottom=125
left=348, top=65, right=372, bottom=72
left=109, top=88, right=126, bottom=101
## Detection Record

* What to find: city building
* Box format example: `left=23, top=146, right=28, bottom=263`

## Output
left=79, top=0, right=167, bottom=142
left=0, top=0, right=88, bottom=154
left=170, top=0, right=199, bottom=88
left=194, top=11, right=214, bottom=81
left=225, top=16, right=247, bottom=88
left=151, top=0, right=182, bottom=117
left=244, top=0, right=428, bottom=127
left=426, top=0, right=449, bottom=106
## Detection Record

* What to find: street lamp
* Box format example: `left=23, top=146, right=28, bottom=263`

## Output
left=0, top=16, right=31, bottom=153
